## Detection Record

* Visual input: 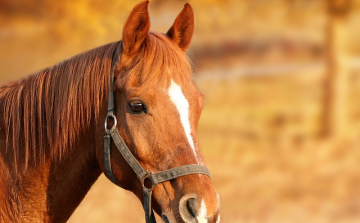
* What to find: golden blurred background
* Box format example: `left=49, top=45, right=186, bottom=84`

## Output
left=2, top=0, right=360, bottom=222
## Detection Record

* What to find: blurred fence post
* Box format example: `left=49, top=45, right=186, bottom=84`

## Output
left=324, top=0, right=350, bottom=138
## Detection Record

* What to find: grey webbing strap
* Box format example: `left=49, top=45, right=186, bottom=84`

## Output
left=108, top=128, right=147, bottom=180
left=104, top=45, right=120, bottom=185
left=150, top=164, right=210, bottom=185
left=107, top=46, right=119, bottom=114
left=104, top=134, right=118, bottom=185
left=144, top=189, right=156, bottom=223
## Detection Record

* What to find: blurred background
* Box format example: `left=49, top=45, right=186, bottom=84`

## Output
left=1, top=0, right=360, bottom=222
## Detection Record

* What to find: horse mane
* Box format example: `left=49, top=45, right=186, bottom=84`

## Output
left=0, top=32, right=193, bottom=173
left=0, top=41, right=118, bottom=171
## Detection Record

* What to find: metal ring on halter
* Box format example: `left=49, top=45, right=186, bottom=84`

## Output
left=104, top=114, right=118, bottom=131
left=141, top=170, right=156, bottom=191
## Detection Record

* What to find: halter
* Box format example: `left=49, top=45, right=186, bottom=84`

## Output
left=104, top=44, right=211, bottom=223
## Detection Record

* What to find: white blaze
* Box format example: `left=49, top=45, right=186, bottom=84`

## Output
left=167, top=79, right=196, bottom=156
left=197, top=199, right=208, bottom=223
left=216, top=214, right=221, bottom=223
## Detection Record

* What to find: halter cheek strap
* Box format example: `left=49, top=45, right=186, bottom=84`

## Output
left=103, top=45, right=211, bottom=223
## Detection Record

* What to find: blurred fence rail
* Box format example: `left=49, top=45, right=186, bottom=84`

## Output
left=195, top=57, right=360, bottom=80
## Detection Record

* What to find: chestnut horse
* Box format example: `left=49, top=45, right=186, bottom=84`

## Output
left=0, top=1, right=220, bottom=223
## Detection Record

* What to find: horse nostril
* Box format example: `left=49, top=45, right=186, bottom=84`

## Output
left=186, top=198, right=198, bottom=218
left=180, top=194, right=201, bottom=222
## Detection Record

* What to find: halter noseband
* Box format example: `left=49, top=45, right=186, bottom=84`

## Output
left=103, top=44, right=211, bottom=223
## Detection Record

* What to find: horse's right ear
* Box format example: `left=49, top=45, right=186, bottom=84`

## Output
left=122, top=1, right=150, bottom=56
left=166, top=3, right=194, bottom=51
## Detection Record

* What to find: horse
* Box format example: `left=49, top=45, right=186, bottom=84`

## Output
left=0, top=1, right=220, bottom=223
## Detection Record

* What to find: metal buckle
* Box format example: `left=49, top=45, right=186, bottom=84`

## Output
left=104, top=113, right=118, bottom=131
left=141, top=170, right=156, bottom=191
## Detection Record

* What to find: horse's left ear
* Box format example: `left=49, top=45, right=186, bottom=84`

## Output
left=166, top=3, right=194, bottom=51
left=122, top=1, right=150, bottom=56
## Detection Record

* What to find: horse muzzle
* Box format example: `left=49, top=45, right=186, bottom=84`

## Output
left=161, top=192, right=220, bottom=223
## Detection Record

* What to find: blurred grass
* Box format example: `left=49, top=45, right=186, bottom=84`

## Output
left=196, top=70, right=360, bottom=222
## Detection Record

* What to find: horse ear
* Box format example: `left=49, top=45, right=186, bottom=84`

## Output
left=122, top=1, right=150, bottom=56
left=166, top=3, right=194, bottom=51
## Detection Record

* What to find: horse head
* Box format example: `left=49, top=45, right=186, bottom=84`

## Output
left=98, top=1, right=220, bottom=222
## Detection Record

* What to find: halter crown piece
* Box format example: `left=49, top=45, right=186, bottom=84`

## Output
left=103, top=44, right=211, bottom=223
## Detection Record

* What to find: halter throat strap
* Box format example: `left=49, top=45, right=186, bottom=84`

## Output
left=104, top=44, right=211, bottom=223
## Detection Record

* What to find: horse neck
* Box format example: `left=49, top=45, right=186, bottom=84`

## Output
left=0, top=87, right=107, bottom=223
left=45, top=132, right=103, bottom=223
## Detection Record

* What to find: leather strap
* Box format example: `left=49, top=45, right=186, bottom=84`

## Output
left=104, top=134, right=117, bottom=185
left=104, top=45, right=120, bottom=185
left=150, top=164, right=210, bottom=185
left=107, top=127, right=147, bottom=181
left=107, top=46, right=118, bottom=114
left=104, top=44, right=211, bottom=223
left=143, top=189, right=157, bottom=223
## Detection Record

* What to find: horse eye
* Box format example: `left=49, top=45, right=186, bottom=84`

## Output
left=129, top=100, right=146, bottom=113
